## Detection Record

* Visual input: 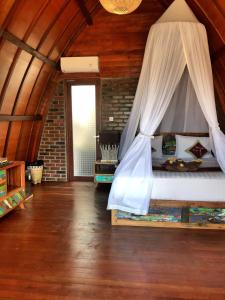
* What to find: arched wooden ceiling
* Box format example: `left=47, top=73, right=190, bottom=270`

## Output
left=0, top=0, right=224, bottom=162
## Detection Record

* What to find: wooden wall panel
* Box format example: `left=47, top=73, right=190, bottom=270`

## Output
left=38, top=1, right=76, bottom=56
left=15, top=121, right=33, bottom=160
left=13, top=59, right=43, bottom=114
left=25, top=0, right=64, bottom=49
left=14, top=65, right=52, bottom=160
left=187, top=0, right=225, bottom=53
left=0, top=0, right=16, bottom=26
left=0, top=51, right=32, bottom=114
left=0, top=42, right=17, bottom=95
left=67, top=1, right=164, bottom=77
left=0, top=122, right=9, bottom=157
left=4, top=121, right=22, bottom=160
left=6, top=0, right=47, bottom=40
left=48, top=11, right=84, bottom=61
left=25, top=65, right=52, bottom=115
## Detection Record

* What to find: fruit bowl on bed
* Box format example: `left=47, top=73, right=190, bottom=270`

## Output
left=162, top=158, right=202, bottom=172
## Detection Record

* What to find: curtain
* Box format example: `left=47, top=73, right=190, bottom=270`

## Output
left=160, top=67, right=208, bottom=133
left=108, top=22, right=225, bottom=215
left=179, top=23, right=225, bottom=172
left=119, top=29, right=156, bottom=160
left=108, top=23, right=186, bottom=215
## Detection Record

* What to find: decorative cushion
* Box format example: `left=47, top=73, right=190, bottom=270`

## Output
left=186, top=141, right=208, bottom=158
left=151, top=135, right=163, bottom=158
left=175, top=135, right=213, bottom=159
left=162, top=135, right=176, bottom=155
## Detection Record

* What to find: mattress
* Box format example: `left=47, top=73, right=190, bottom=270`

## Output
left=152, top=156, right=220, bottom=168
left=152, top=171, right=225, bottom=201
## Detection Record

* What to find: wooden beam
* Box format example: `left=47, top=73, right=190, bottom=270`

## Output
left=211, top=45, right=225, bottom=62
left=0, top=28, right=59, bottom=70
left=76, top=0, right=93, bottom=25
left=0, top=115, right=42, bottom=122
left=158, top=0, right=173, bottom=9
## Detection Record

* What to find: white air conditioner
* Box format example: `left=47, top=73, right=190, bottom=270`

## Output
left=60, top=56, right=99, bottom=73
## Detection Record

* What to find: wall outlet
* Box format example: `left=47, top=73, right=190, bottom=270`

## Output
left=109, top=116, right=114, bottom=122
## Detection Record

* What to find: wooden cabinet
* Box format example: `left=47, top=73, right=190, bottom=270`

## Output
left=94, top=160, right=118, bottom=184
left=0, top=161, right=28, bottom=218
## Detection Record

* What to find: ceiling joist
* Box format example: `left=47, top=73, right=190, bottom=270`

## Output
left=211, top=45, right=225, bottom=63
left=0, top=27, right=59, bottom=70
left=76, top=0, right=93, bottom=25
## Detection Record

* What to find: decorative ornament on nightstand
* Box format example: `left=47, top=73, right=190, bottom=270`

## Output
left=100, top=144, right=119, bottom=163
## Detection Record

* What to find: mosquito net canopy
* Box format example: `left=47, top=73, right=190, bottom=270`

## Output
left=107, top=1, right=225, bottom=215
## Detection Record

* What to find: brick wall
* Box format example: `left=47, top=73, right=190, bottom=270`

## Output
left=38, top=81, right=67, bottom=181
left=101, top=78, right=138, bottom=131
left=38, top=77, right=138, bottom=181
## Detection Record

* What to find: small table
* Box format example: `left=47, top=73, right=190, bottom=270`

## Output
left=94, top=160, right=118, bottom=184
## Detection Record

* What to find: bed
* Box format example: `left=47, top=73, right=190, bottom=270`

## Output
left=111, top=133, right=225, bottom=229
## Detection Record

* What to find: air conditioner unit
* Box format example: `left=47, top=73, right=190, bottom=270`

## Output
left=60, top=56, right=99, bottom=73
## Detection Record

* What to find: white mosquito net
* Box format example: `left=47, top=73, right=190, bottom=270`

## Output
left=107, top=4, right=225, bottom=215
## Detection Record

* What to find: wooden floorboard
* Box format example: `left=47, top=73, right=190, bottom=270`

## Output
left=0, top=182, right=225, bottom=300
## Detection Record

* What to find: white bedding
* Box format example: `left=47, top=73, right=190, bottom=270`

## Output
left=152, top=171, right=225, bottom=201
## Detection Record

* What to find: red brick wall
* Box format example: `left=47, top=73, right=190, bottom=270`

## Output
left=38, top=81, right=67, bottom=181
left=101, top=78, right=138, bottom=131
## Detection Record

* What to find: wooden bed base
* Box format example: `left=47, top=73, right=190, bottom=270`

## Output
left=111, top=199, right=225, bottom=230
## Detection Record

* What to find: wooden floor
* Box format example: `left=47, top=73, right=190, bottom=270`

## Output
left=1, top=182, right=225, bottom=300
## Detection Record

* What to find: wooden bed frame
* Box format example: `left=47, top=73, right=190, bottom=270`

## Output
left=111, top=200, right=225, bottom=230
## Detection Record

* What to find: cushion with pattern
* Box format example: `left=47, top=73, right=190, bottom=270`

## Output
left=162, top=135, right=176, bottom=155
left=186, top=141, right=208, bottom=159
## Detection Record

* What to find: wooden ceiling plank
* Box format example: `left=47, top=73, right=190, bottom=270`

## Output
left=0, top=28, right=58, bottom=69
left=158, top=0, right=173, bottom=9
left=76, top=0, right=93, bottom=25
left=1, top=1, right=51, bottom=158
left=186, top=0, right=225, bottom=44
left=62, top=1, right=100, bottom=57
left=0, top=0, right=20, bottom=50
left=46, top=5, right=81, bottom=61
left=11, top=0, right=71, bottom=117
left=211, top=45, right=225, bottom=63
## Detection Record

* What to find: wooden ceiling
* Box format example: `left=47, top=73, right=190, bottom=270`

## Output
left=0, top=0, right=224, bottom=162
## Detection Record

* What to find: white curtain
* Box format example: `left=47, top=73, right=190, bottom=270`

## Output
left=108, top=23, right=186, bottom=215
left=179, top=23, right=225, bottom=172
left=160, top=67, right=208, bottom=133
left=108, top=22, right=225, bottom=215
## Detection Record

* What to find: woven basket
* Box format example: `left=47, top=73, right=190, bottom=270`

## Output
left=30, top=166, right=43, bottom=184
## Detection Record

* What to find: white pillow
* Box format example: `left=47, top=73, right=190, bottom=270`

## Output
left=151, top=135, right=163, bottom=158
left=175, top=135, right=213, bottom=159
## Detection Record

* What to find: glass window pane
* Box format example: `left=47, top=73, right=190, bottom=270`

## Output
left=72, top=85, right=96, bottom=177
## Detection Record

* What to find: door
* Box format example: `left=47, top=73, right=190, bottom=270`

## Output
left=66, top=79, right=100, bottom=181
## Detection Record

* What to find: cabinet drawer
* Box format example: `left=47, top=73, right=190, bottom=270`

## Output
left=95, top=175, right=113, bottom=183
